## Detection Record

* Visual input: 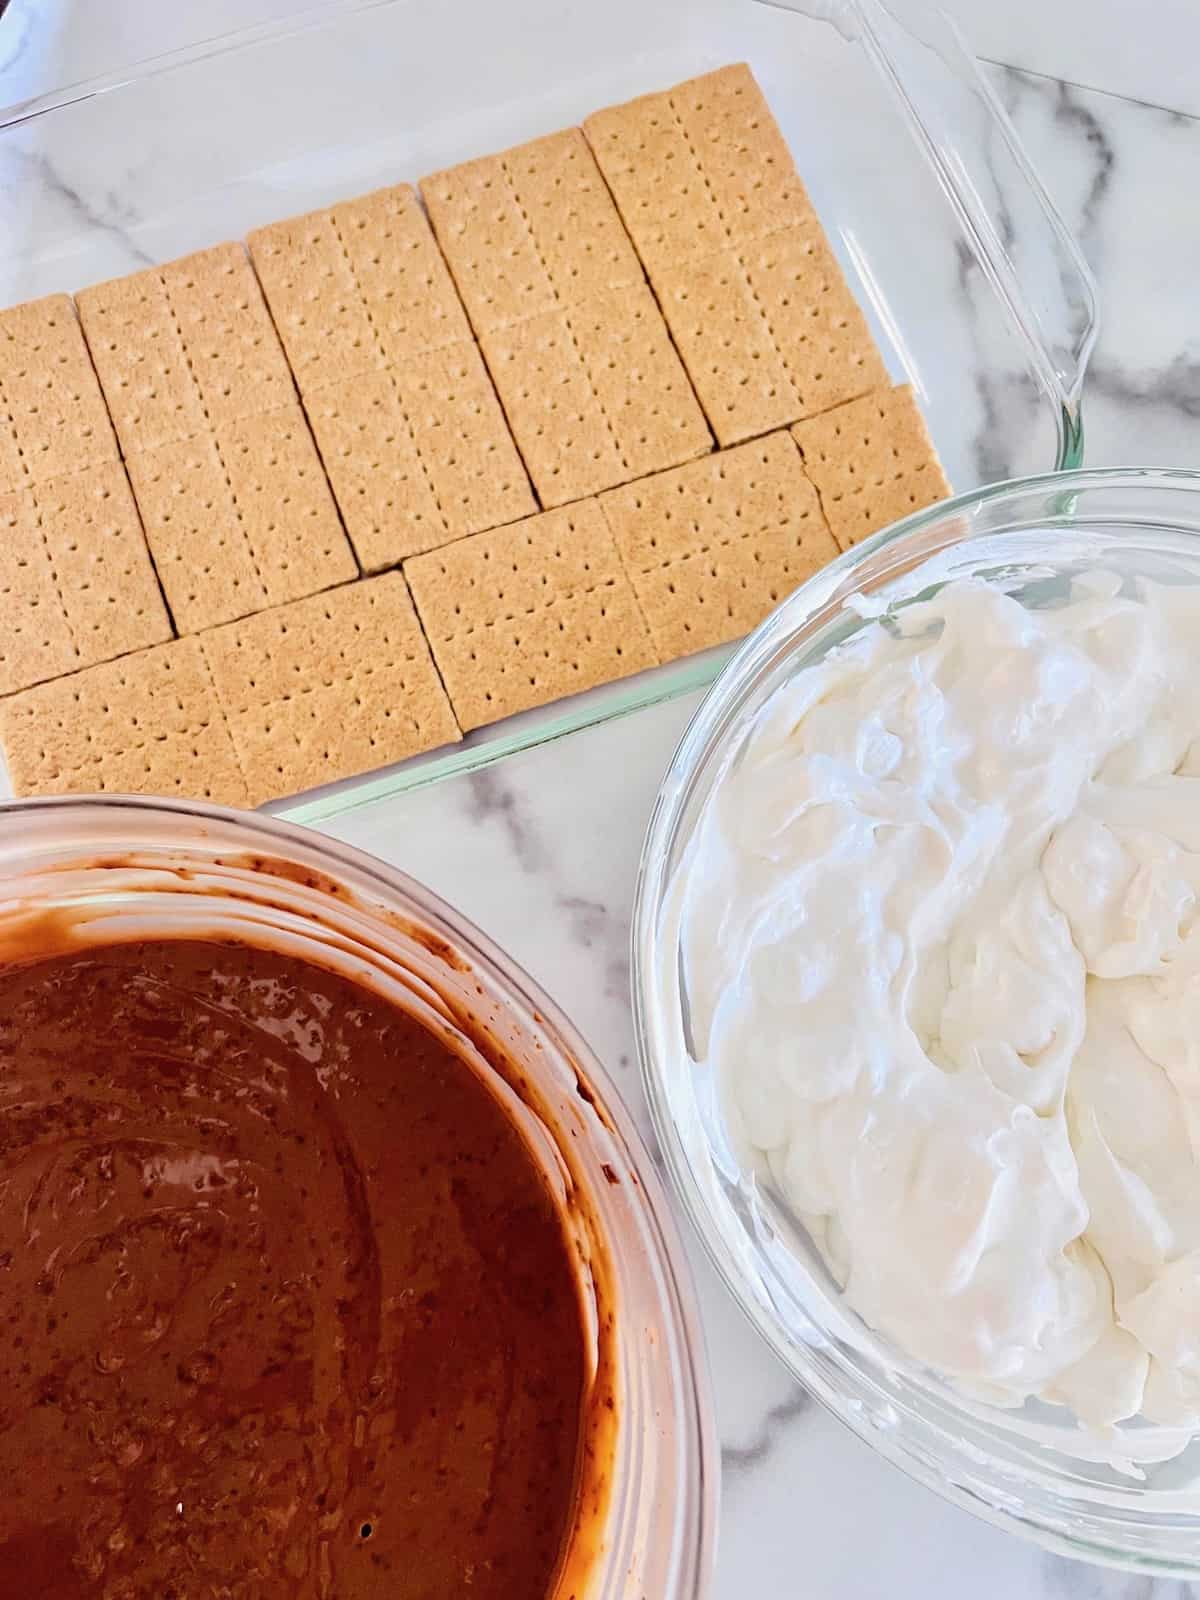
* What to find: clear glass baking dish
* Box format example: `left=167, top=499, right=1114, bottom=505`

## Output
left=0, top=0, right=1096, bottom=824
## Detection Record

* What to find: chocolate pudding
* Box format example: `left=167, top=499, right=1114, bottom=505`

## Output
left=0, top=933, right=589, bottom=1597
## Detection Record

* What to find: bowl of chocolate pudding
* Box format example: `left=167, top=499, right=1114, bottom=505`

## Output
left=0, top=796, right=716, bottom=1599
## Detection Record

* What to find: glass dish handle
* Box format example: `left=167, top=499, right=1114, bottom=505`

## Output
left=756, top=0, right=1098, bottom=439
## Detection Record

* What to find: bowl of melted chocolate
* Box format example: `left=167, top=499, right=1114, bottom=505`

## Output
left=0, top=797, right=716, bottom=1600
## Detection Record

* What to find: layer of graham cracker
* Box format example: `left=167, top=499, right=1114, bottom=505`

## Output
left=791, top=384, right=951, bottom=550
left=77, top=245, right=294, bottom=453
left=199, top=573, right=460, bottom=805
left=249, top=185, right=472, bottom=386
left=583, top=64, right=813, bottom=273
left=421, top=130, right=644, bottom=334
left=0, top=462, right=172, bottom=697
left=652, top=229, right=886, bottom=448
left=78, top=245, right=357, bottom=631
left=0, top=636, right=248, bottom=806
left=0, top=63, right=950, bottom=816
left=600, top=431, right=838, bottom=657
left=404, top=500, right=656, bottom=730
left=584, top=65, right=885, bottom=444
left=126, top=400, right=356, bottom=634
left=0, top=294, right=119, bottom=490
left=249, top=185, right=534, bottom=569
left=479, top=281, right=709, bottom=506
left=422, top=129, right=711, bottom=505
left=303, top=344, right=534, bottom=572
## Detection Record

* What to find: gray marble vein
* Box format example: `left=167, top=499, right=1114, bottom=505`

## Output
left=0, top=0, right=42, bottom=81
left=17, top=146, right=154, bottom=265
left=1040, top=1554, right=1198, bottom=1599
left=1089, top=354, right=1200, bottom=424
left=465, top=768, right=548, bottom=875
left=555, top=893, right=632, bottom=1007
left=1048, top=78, right=1118, bottom=248
left=999, top=64, right=1200, bottom=463
left=721, top=1385, right=813, bottom=1475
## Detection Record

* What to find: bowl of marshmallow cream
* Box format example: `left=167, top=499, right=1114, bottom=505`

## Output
left=634, top=468, right=1200, bottom=1573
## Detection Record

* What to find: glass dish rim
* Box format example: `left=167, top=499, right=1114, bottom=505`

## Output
left=632, top=464, right=1200, bottom=1577
left=0, top=791, right=720, bottom=1600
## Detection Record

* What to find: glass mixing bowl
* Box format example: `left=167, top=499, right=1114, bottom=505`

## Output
left=634, top=467, right=1200, bottom=1575
left=0, top=796, right=718, bottom=1599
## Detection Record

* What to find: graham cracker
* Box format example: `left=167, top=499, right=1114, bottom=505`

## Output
left=0, top=294, right=119, bottom=490
left=305, top=346, right=535, bottom=573
left=0, top=462, right=172, bottom=696
left=218, top=406, right=359, bottom=600
left=0, top=636, right=249, bottom=806
left=248, top=185, right=471, bottom=389
left=791, top=384, right=951, bottom=550
left=78, top=245, right=297, bottom=454
left=742, top=230, right=888, bottom=419
left=421, top=151, right=555, bottom=333
left=583, top=64, right=886, bottom=445
left=394, top=342, right=534, bottom=532
left=127, top=401, right=356, bottom=634
left=583, top=97, right=728, bottom=274
left=0, top=488, right=79, bottom=695
left=199, top=573, right=460, bottom=804
left=77, top=270, right=205, bottom=454
left=568, top=283, right=712, bottom=481
left=599, top=430, right=838, bottom=657
left=405, top=500, right=656, bottom=730
left=652, top=247, right=791, bottom=446
left=29, top=462, right=172, bottom=664
left=333, top=186, right=474, bottom=362
left=127, top=434, right=267, bottom=632
left=247, top=210, right=380, bottom=390
left=583, top=64, right=813, bottom=273
left=479, top=281, right=711, bottom=506
left=421, top=130, right=643, bottom=334
left=424, top=129, right=710, bottom=501
left=158, top=244, right=296, bottom=423
left=668, top=65, right=815, bottom=245
left=655, top=229, right=887, bottom=446
left=304, top=370, right=443, bottom=574
left=479, top=310, right=624, bottom=505
left=250, top=186, right=532, bottom=564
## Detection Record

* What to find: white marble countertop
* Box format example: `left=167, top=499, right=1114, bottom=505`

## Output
left=2, top=3, right=1200, bottom=1596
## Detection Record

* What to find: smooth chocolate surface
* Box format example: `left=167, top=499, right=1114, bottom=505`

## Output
left=0, top=936, right=586, bottom=1597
